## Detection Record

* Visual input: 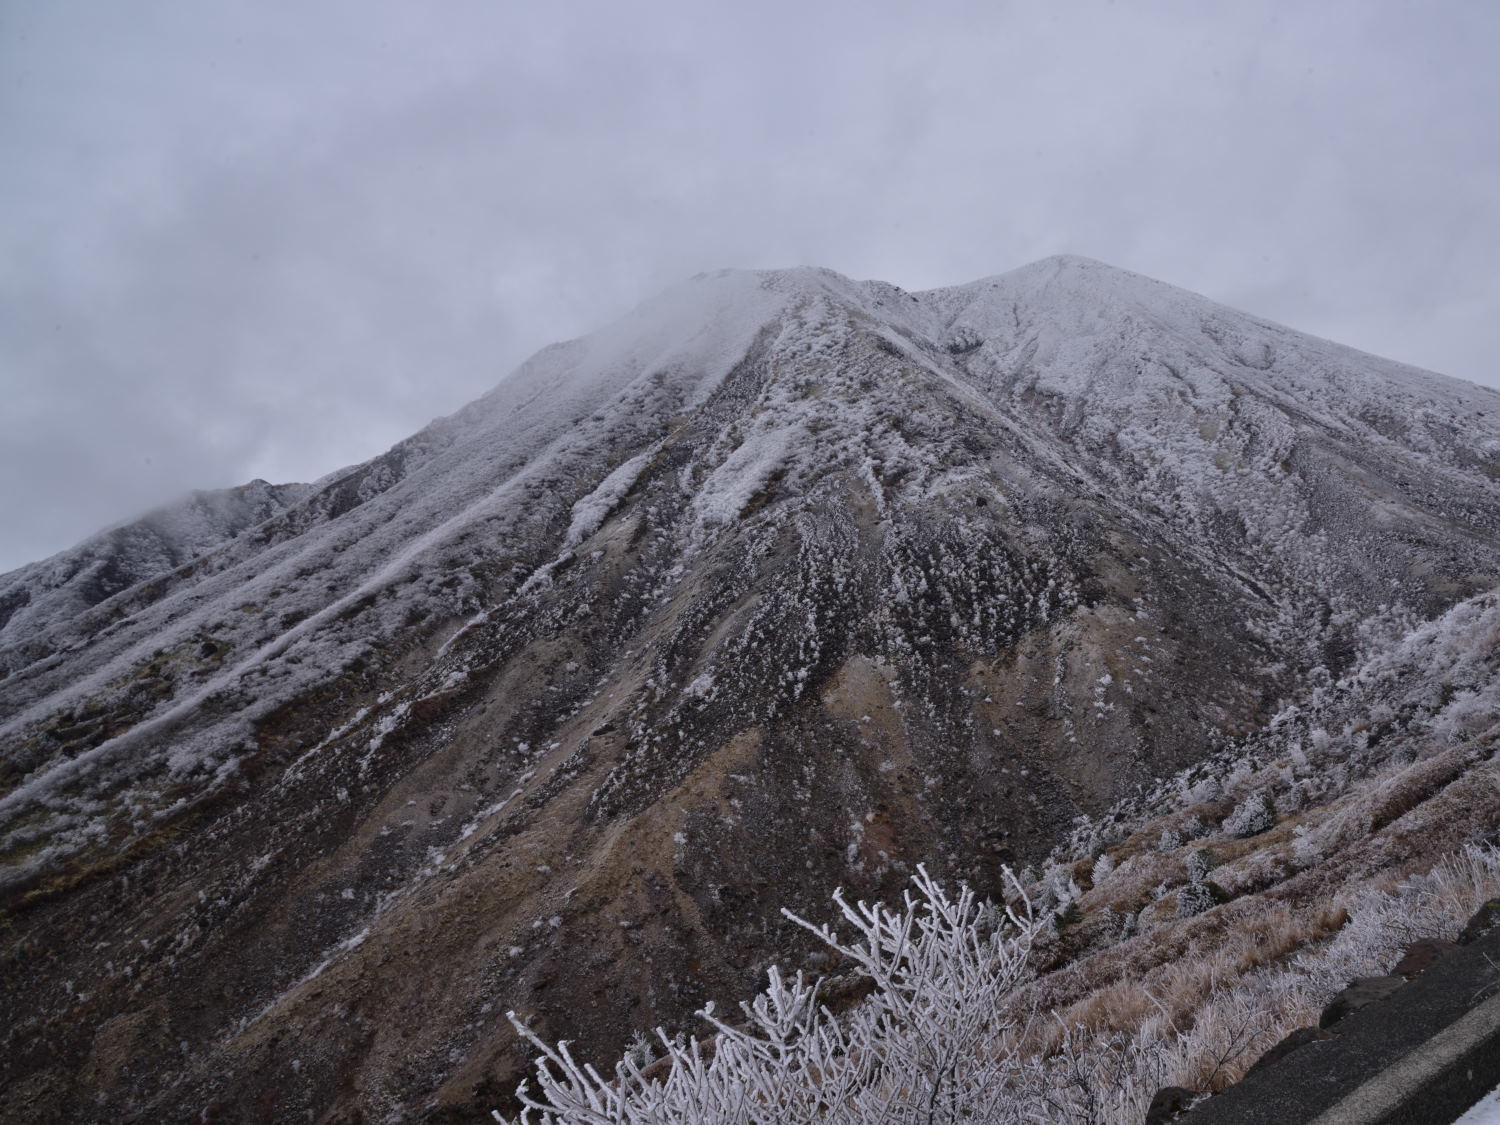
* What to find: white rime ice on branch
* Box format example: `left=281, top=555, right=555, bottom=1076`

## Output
left=499, top=865, right=1044, bottom=1124
left=499, top=844, right=1500, bottom=1123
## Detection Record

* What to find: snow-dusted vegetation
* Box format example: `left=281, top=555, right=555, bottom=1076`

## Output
left=502, top=842, right=1500, bottom=1123
left=506, top=866, right=1042, bottom=1123
left=503, top=584, right=1500, bottom=1122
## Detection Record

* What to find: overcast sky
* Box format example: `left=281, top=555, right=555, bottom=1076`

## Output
left=2, top=1, right=1496, bottom=572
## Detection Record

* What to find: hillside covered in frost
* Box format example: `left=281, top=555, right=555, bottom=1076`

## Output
left=2, top=255, right=1498, bottom=1122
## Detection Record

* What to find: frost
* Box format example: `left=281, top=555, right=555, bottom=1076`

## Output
left=1224, top=792, right=1276, bottom=838
left=561, top=446, right=658, bottom=551
left=4, top=254, right=1500, bottom=1113
left=691, top=423, right=807, bottom=532
left=503, top=865, right=1043, bottom=1124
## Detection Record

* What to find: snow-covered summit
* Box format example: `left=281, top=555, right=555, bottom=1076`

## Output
left=3, top=255, right=1499, bottom=1122
left=4, top=252, right=1497, bottom=781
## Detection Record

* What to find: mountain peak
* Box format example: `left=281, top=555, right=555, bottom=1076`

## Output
left=954, top=251, right=1197, bottom=305
left=1020, top=251, right=1115, bottom=271
left=5, top=253, right=1500, bottom=1122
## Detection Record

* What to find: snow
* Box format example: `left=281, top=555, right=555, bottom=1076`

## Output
left=4, top=253, right=1500, bottom=896
left=0, top=270, right=795, bottom=839
left=0, top=479, right=314, bottom=646
left=1458, top=1087, right=1500, bottom=1124
left=692, top=423, right=807, bottom=532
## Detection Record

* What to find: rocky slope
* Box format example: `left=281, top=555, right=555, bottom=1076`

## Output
left=2, top=256, right=1498, bottom=1122
left=0, top=478, right=313, bottom=650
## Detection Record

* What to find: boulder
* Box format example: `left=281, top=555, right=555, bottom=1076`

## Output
left=813, top=972, right=877, bottom=1015
left=1319, top=975, right=1405, bottom=1029
left=1244, top=1025, right=1337, bottom=1075
left=1394, top=938, right=1461, bottom=979
left=1144, top=1085, right=1197, bottom=1124
left=1459, top=900, right=1500, bottom=945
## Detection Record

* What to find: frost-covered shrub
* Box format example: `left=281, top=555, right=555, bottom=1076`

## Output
left=1092, top=853, right=1117, bottom=883
left=621, top=1030, right=654, bottom=1071
left=1177, top=881, right=1216, bottom=919
left=1292, top=825, right=1322, bottom=866
left=1176, top=851, right=1221, bottom=919
left=501, top=865, right=1044, bottom=1125
left=501, top=845, right=1500, bottom=1124
left=1037, top=863, right=1081, bottom=913
left=1158, top=827, right=1182, bottom=851
left=1224, top=792, right=1276, bottom=838
left=1189, top=775, right=1225, bottom=804
left=1187, top=848, right=1216, bottom=885
left=1427, top=687, right=1495, bottom=746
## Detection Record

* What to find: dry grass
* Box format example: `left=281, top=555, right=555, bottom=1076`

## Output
left=505, top=612, right=1500, bottom=1123
left=995, top=724, right=1500, bottom=1118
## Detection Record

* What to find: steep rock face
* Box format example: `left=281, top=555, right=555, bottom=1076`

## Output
left=2, top=257, right=1498, bottom=1122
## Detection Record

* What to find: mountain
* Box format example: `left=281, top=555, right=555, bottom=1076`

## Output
left=0, top=478, right=313, bottom=643
left=3, top=255, right=1499, bottom=1123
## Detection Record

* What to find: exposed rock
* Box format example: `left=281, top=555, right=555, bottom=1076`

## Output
left=1460, top=900, right=1500, bottom=945
left=814, top=971, right=877, bottom=1015
left=1243, top=1025, right=1336, bottom=1075
left=1145, top=1085, right=1198, bottom=1124
left=1319, top=976, right=1407, bottom=1029
left=1394, top=938, right=1461, bottom=979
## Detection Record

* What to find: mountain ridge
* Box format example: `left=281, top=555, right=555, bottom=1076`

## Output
left=2, top=256, right=1498, bottom=1122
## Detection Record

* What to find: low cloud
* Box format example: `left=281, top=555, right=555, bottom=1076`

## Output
left=2, top=0, right=1496, bottom=570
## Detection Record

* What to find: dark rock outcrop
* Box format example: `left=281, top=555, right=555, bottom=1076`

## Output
left=1145, top=1085, right=1198, bottom=1124
left=1319, top=976, right=1407, bottom=1029
left=1394, top=939, right=1461, bottom=980
left=1244, top=1026, right=1337, bottom=1076
left=1460, top=899, right=1500, bottom=945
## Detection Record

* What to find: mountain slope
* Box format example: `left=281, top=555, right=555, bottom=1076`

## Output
left=2, top=256, right=1498, bottom=1123
left=0, top=478, right=312, bottom=645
